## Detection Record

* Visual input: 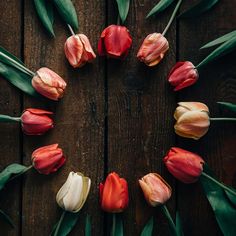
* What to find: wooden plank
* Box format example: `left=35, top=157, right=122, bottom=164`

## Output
left=177, top=0, right=236, bottom=235
left=106, top=1, right=176, bottom=235
left=22, top=0, right=105, bottom=235
left=0, top=1, right=22, bottom=235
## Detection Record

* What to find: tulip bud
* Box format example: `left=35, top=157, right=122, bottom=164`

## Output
left=137, top=33, right=169, bottom=66
left=56, top=171, right=91, bottom=213
left=168, top=61, right=198, bottom=91
left=98, top=25, right=132, bottom=59
left=100, top=172, right=129, bottom=213
left=174, top=102, right=210, bottom=140
left=32, top=144, right=66, bottom=175
left=164, top=147, right=205, bottom=183
left=32, top=67, right=67, bottom=101
left=64, top=34, right=96, bottom=68
left=21, top=108, right=53, bottom=135
left=139, top=173, right=172, bottom=207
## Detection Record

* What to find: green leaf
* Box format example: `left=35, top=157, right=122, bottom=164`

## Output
left=200, top=31, right=236, bottom=49
left=34, top=0, right=55, bottom=37
left=0, top=164, right=28, bottom=191
left=200, top=165, right=236, bottom=236
left=112, top=214, right=123, bottom=236
left=0, top=209, right=15, bottom=228
left=52, top=0, right=78, bottom=31
left=179, top=0, right=219, bottom=18
left=85, top=215, right=91, bottom=236
left=217, top=102, right=236, bottom=113
left=175, top=212, right=184, bottom=236
left=51, top=211, right=79, bottom=236
left=140, top=217, right=153, bottom=236
left=116, top=0, right=130, bottom=23
left=197, top=36, right=236, bottom=68
left=0, top=62, right=40, bottom=97
left=146, top=0, right=175, bottom=18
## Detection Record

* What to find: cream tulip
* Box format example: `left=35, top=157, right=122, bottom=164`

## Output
left=56, top=171, right=91, bottom=213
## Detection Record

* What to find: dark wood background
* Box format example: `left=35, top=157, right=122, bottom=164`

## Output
left=0, top=0, right=235, bottom=235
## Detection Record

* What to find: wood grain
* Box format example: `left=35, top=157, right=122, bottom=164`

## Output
left=0, top=1, right=22, bottom=235
left=106, top=1, right=176, bottom=235
left=177, top=0, right=236, bottom=235
left=22, top=0, right=105, bottom=235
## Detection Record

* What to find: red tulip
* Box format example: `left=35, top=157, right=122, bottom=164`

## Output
left=64, top=34, right=96, bottom=68
left=163, top=147, right=205, bottom=183
left=32, top=67, right=67, bottom=101
left=99, top=172, right=129, bottom=213
left=168, top=61, right=198, bottom=91
left=139, top=173, right=172, bottom=206
left=137, top=33, right=169, bottom=66
left=32, top=144, right=66, bottom=175
left=98, top=25, right=132, bottom=59
left=21, top=108, right=53, bottom=135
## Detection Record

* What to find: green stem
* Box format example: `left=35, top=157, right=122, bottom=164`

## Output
left=162, top=0, right=182, bottom=36
left=111, top=213, right=116, bottom=236
left=161, top=205, right=177, bottom=236
left=202, top=172, right=236, bottom=197
left=67, top=24, right=75, bottom=36
left=210, top=118, right=236, bottom=121
left=54, top=211, right=66, bottom=236
left=0, top=52, right=35, bottom=77
left=0, top=115, right=21, bottom=122
left=8, top=165, right=33, bottom=183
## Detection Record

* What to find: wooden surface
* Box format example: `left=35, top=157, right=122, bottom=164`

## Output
left=0, top=0, right=235, bottom=235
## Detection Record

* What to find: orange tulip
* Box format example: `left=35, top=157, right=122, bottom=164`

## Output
left=139, top=173, right=172, bottom=206
left=32, top=67, right=67, bottom=101
left=137, top=33, right=169, bottom=66
left=64, top=34, right=96, bottom=68
left=99, top=172, right=129, bottom=213
left=174, top=102, right=210, bottom=140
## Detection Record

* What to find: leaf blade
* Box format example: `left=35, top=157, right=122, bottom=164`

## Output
left=53, top=0, right=78, bottom=31
left=141, top=217, right=154, bottom=236
left=200, top=165, right=236, bottom=236
left=116, top=0, right=130, bottom=23
left=0, top=164, right=28, bottom=191
left=146, top=0, right=175, bottom=18
left=34, top=0, right=55, bottom=37
left=0, top=62, right=40, bottom=97
left=179, top=0, right=219, bottom=18
left=51, top=211, right=79, bottom=236
left=0, top=209, right=15, bottom=228
left=217, top=102, right=236, bottom=113
left=197, top=36, right=236, bottom=68
left=200, top=31, right=236, bottom=49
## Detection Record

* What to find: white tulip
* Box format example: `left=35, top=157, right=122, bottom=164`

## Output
left=56, top=171, right=91, bottom=213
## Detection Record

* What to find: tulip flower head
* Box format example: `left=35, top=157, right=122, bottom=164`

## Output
left=139, top=173, right=172, bottom=207
left=64, top=34, right=96, bottom=68
left=32, top=67, right=67, bottom=101
left=100, top=172, right=129, bottom=213
left=98, top=25, right=132, bottom=59
left=164, top=147, right=205, bottom=183
left=168, top=61, right=199, bottom=91
left=21, top=108, right=53, bottom=135
left=137, top=33, right=169, bottom=66
left=174, top=102, right=210, bottom=140
left=56, top=172, right=91, bottom=213
left=32, top=144, right=66, bottom=175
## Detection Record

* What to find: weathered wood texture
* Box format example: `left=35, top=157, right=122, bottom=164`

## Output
left=0, top=1, right=22, bottom=235
left=0, top=0, right=235, bottom=235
